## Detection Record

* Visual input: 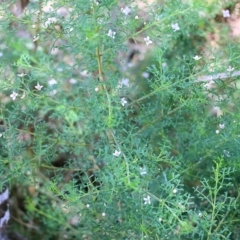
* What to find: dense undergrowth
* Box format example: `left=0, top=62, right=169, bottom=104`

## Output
left=1, top=0, right=240, bottom=239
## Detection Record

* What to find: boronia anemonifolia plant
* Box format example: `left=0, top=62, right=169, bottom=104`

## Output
left=1, top=0, right=240, bottom=239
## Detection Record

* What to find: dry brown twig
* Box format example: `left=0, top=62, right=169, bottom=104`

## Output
left=196, top=71, right=240, bottom=82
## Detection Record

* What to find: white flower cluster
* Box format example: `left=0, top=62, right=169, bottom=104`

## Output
left=10, top=75, right=43, bottom=101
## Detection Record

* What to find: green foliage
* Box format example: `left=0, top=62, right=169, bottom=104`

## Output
left=1, top=0, right=240, bottom=239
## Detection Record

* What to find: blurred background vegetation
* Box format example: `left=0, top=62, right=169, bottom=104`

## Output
left=1, top=0, right=240, bottom=239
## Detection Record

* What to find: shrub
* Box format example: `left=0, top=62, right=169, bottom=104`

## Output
left=1, top=0, right=240, bottom=239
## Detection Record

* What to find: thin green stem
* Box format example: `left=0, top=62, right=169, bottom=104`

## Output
left=207, top=161, right=221, bottom=240
left=95, top=44, right=130, bottom=183
left=213, top=190, right=240, bottom=234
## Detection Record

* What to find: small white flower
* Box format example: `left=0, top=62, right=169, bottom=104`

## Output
left=95, top=87, right=99, bottom=92
left=119, top=78, right=130, bottom=87
left=51, top=47, right=59, bottom=55
left=171, top=23, right=180, bottom=32
left=162, top=62, right=167, bottom=68
left=222, top=9, right=230, bottom=18
left=204, top=80, right=214, bottom=90
left=227, top=66, right=234, bottom=72
left=48, top=78, right=57, bottom=86
left=143, top=195, right=151, bottom=205
left=80, top=70, right=89, bottom=76
left=121, top=98, right=127, bottom=106
left=102, top=212, right=106, bottom=217
left=21, top=92, right=26, bottom=99
left=198, top=212, right=203, bottom=218
left=127, top=62, right=134, bottom=68
left=216, top=129, right=220, bottom=134
left=0, top=133, right=2, bottom=138
left=142, top=72, right=149, bottom=78
left=86, top=204, right=90, bottom=208
left=49, top=89, right=57, bottom=96
left=45, top=17, right=57, bottom=28
left=144, top=36, right=153, bottom=45
left=33, top=35, right=39, bottom=42
left=69, top=78, right=77, bottom=84
left=158, top=217, right=162, bottom=222
left=140, top=167, right=147, bottom=175
left=0, top=52, right=3, bottom=57
left=223, top=150, right=230, bottom=157
left=113, top=150, right=121, bottom=157
left=10, top=91, right=18, bottom=100
left=107, top=29, right=116, bottom=39
left=178, top=202, right=182, bottom=207
left=219, top=123, right=225, bottom=129
left=173, top=189, right=178, bottom=194
left=121, top=6, right=131, bottom=15
left=135, top=15, right=139, bottom=19
left=35, top=82, right=43, bottom=91
left=193, top=55, right=202, bottom=61
left=17, top=73, right=27, bottom=77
